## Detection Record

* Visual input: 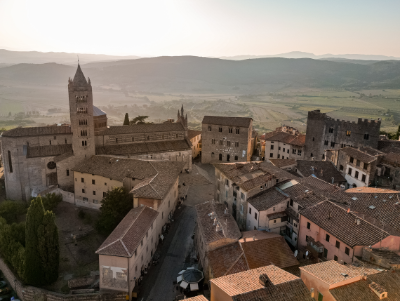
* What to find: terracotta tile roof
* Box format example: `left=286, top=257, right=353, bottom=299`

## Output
left=367, top=248, right=400, bottom=264
left=232, top=279, right=314, bottom=301
left=300, top=260, right=380, bottom=285
left=340, top=147, right=381, bottom=163
left=95, top=139, right=191, bottom=156
left=2, top=125, right=72, bottom=137
left=184, top=296, right=208, bottom=301
left=96, top=206, right=158, bottom=257
left=202, top=116, right=252, bottom=127
left=296, top=160, right=346, bottom=184
left=195, top=202, right=241, bottom=246
left=346, top=187, right=399, bottom=193
left=269, top=158, right=296, bottom=168
left=98, top=122, right=186, bottom=136
left=187, top=129, right=202, bottom=140
left=54, top=150, right=74, bottom=163
left=210, top=265, right=302, bottom=297
left=300, top=201, right=390, bottom=247
left=26, top=144, right=72, bottom=158
left=239, top=230, right=280, bottom=243
left=241, top=236, right=299, bottom=269
left=299, top=176, right=348, bottom=202
left=72, top=156, right=184, bottom=199
left=278, top=180, right=325, bottom=209
left=208, top=242, right=248, bottom=278
left=330, top=271, right=400, bottom=301
left=262, top=131, right=306, bottom=147
left=247, top=187, right=288, bottom=211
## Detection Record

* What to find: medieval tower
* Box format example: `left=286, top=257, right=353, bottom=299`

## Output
left=68, top=65, right=96, bottom=160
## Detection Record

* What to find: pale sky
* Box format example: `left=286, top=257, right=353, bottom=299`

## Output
left=1, top=0, right=399, bottom=57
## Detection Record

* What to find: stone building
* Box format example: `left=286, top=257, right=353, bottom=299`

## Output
left=1, top=65, right=192, bottom=201
left=304, top=110, right=381, bottom=160
left=187, top=130, right=202, bottom=159
left=201, top=116, right=254, bottom=164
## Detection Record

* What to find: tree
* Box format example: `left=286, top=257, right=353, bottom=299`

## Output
left=37, top=211, right=59, bottom=284
left=96, top=187, right=132, bottom=235
left=0, top=200, right=27, bottom=224
left=130, top=115, right=149, bottom=125
left=24, top=197, right=46, bottom=285
left=123, top=113, right=130, bottom=125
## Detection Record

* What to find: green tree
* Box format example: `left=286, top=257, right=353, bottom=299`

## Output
left=0, top=200, right=27, bottom=224
left=37, top=211, right=59, bottom=284
left=38, top=193, right=62, bottom=211
left=96, top=187, right=132, bottom=235
left=396, top=125, right=400, bottom=140
left=130, top=115, right=149, bottom=125
left=24, top=197, right=46, bottom=285
left=123, top=113, right=130, bottom=125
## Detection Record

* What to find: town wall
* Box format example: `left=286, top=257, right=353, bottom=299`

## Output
left=305, top=110, right=381, bottom=160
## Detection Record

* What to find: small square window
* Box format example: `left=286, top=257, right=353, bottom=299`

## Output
left=208, top=126, right=212, bottom=131
left=346, top=130, right=351, bottom=136
left=334, top=255, right=338, bottom=261
left=93, top=191, right=96, bottom=195
left=355, top=171, right=359, bottom=179
left=82, top=189, right=85, bottom=193
left=249, top=207, right=251, bottom=214
left=103, top=192, right=106, bottom=197
left=330, top=141, right=335, bottom=147
left=219, top=127, right=222, bottom=132
left=340, top=165, right=344, bottom=171
left=307, top=222, right=310, bottom=229
left=92, top=179, right=95, bottom=185
left=345, top=247, right=350, bottom=255
left=270, top=153, right=273, bottom=158
left=81, top=178, right=84, bottom=183
left=348, top=168, right=352, bottom=175
left=364, top=133, right=369, bottom=140
left=271, top=145, right=274, bottom=150
left=326, top=234, right=330, bottom=242
left=362, top=174, right=366, bottom=183
left=236, top=129, right=240, bottom=134
left=336, top=241, right=340, bottom=249
left=255, top=212, right=257, bottom=220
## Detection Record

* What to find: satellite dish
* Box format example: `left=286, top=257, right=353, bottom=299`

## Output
left=294, top=250, right=298, bottom=257
left=306, top=251, right=309, bottom=256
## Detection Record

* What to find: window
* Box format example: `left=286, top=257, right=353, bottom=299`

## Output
left=270, top=153, right=273, bottom=158
left=82, top=189, right=85, bottom=193
left=162, top=212, right=164, bottom=219
left=312, top=137, right=315, bottom=141
left=278, top=147, right=281, bottom=151
left=83, top=197, right=88, bottom=202
left=307, top=222, right=310, bottom=229
left=235, top=156, right=238, bottom=160
left=330, top=141, right=335, bottom=147
left=7, top=151, right=13, bottom=173
left=326, top=234, right=330, bottom=242
left=350, top=157, right=354, bottom=163
left=361, top=174, right=366, bottom=182
left=356, top=160, right=360, bottom=167
left=323, top=248, right=328, bottom=258
left=282, top=156, right=284, bottom=159
left=340, top=165, right=343, bottom=171
left=92, top=179, right=95, bottom=184
left=355, top=171, right=359, bottom=179
left=329, top=127, right=334, bottom=133
left=287, top=149, right=289, bottom=154
left=81, top=178, right=84, bottom=183
left=65, top=138, right=67, bottom=144
left=270, top=145, right=274, bottom=150
left=103, top=192, right=106, bottom=197
left=227, top=141, right=231, bottom=147
left=364, top=133, right=369, bottom=140
left=254, top=212, right=257, bottom=220
left=229, top=128, right=233, bottom=133
left=141, top=239, right=143, bottom=246
left=324, top=140, right=328, bottom=146
left=336, top=241, right=340, bottom=249
left=345, top=247, right=350, bottom=255
left=290, top=199, right=293, bottom=207
left=93, top=191, right=96, bottom=195
left=208, top=126, right=212, bottom=131
left=219, top=140, right=223, bottom=145
left=212, top=139, right=215, bottom=144
left=283, top=148, right=285, bottom=152
left=346, top=130, right=351, bottom=136
left=297, top=150, right=301, bottom=156
left=277, top=154, right=280, bottom=159
left=235, top=142, right=239, bottom=147
left=364, top=163, right=369, bottom=170
left=219, top=153, right=222, bottom=161
left=318, top=292, right=324, bottom=301
left=236, top=128, right=240, bottom=134
left=219, top=127, right=222, bottom=132
left=310, top=153, right=313, bottom=158
left=273, top=207, right=275, bottom=211
left=49, top=140, right=51, bottom=145
left=66, top=169, right=70, bottom=176
left=348, top=168, right=352, bottom=175
left=241, top=192, right=245, bottom=200
left=334, top=255, right=338, bottom=261
left=93, top=200, right=98, bottom=204
left=292, top=149, right=296, bottom=154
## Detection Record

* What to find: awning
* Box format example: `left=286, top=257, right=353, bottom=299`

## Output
left=177, top=275, right=183, bottom=283
left=178, top=270, right=185, bottom=275
left=180, top=281, right=189, bottom=289
left=190, top=283, right=199, bottom=291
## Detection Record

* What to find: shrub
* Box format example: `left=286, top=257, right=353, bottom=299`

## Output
left=0, top=200, right=27, bottom=224
left=40, top=193, right=63, bottom=211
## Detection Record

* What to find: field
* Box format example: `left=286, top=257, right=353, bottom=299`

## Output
left=1, top=82, right=399, bottom=134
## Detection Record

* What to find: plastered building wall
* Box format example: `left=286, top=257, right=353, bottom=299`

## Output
left=305, top=110, right=381, bottom=160
left=265, top=140, right=304, bottom=160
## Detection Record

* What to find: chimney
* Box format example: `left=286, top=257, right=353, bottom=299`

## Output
left=355, top=218, right=361, bottom=225
left=216, top=222, right=222, bottom=232
left=310, top=288, right=315, bottom=298
left=369, top=282, right=387, bottom=299
left=259, top=274, right=273, bottom=287
left=213, top=218, right=217, bottom=226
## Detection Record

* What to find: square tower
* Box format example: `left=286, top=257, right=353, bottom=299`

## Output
left=68, top=65, right=96, bottom=160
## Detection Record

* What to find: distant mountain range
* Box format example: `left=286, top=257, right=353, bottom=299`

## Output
left=1, top=56, right=400, bottom=93
left=0, top=49, right=140, bottom=65
left=220, top=51, right=400, bottom=61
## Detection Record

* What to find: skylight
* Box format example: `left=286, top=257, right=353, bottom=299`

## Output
left=352, top=197, right=357, bottom=201
left=369, top=205, right=376, bottom=209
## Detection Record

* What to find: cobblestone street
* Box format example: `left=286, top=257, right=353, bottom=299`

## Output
left=138, top=162, right=214, bottom=301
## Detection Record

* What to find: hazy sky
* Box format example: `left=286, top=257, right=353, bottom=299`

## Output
left=1, top=0, right=399, bottom=57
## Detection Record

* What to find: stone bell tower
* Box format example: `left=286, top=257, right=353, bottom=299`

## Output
left=68, top=64, right=96, bottom=160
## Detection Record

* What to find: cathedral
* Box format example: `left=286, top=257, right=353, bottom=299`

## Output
left=1, top=65, right=192, bottom=202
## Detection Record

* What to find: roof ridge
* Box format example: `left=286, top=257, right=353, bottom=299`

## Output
left=119, top=239, right=131, bottom=257
left=223, top=251, right=246, bottom=276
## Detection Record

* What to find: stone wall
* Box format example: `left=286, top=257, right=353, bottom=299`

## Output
left=0, top=256, right=125, bottom=301
left=305, top=110, right=381, bottom=160
left=201, top=121, right=253, bottom=164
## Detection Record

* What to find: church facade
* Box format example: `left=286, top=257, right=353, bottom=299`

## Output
left=1, top=65, right=192, bottom=202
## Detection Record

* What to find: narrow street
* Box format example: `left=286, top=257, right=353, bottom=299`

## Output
left=138, top=162, right=214, bottom=301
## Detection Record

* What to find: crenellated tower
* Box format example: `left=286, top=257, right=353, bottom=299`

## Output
left=68, top=64, right=96, bottom=160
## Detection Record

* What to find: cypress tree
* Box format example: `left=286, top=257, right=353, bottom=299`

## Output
left=123, top=113, right=129, bottom=125
left=38, top=211, right=59, bottom=284
left=24, top=197, right=46, bottom=285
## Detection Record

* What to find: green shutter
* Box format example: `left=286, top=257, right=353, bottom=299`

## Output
left=318, top=292, right=323, bottom=301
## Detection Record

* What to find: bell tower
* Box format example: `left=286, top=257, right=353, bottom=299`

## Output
left=68, top=64, right=96, bottom=160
